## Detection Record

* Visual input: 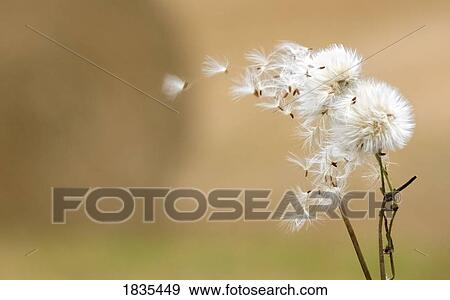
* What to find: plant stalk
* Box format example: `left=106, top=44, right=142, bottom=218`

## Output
left=339, top=202, right=372, bottom=280
left=376, top=153, right=387, bottom=280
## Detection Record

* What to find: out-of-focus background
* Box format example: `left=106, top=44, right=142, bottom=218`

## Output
left=0, top=0, right=449, bottom=279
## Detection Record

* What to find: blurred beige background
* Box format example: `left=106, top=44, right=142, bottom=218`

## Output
left=0, top=0, right=449, bottom=279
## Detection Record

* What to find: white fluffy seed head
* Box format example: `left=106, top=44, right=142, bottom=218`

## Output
left=296, top=44, right=362, bottom=140
left=161, top=74, right=188, bottom=100
left=303, top=45, right=362, bottom=112
left=304, top=44, right=362, bottom=96
left=202, top=56, right=229, bottom=77
left=332, top=79, right=415, bottom=154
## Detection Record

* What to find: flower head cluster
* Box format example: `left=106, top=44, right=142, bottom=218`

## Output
left=232, top=42, right=415, bottom=231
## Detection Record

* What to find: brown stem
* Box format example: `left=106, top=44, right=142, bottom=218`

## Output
left=378, top=204, right=386, bottom=279
left=339, top=203, right=372, bottom=280
left=383, top=212, right=395, bottom=279
left=396, top=176, right=417, bottom=192
left=386, top=208, right=397, bottom=279
left=376, top=153, right=387, bottom=280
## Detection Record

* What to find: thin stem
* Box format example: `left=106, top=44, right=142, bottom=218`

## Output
left=376, top=154, right=386, bottom=195
left=383, top=213, right=395, bottom=279
left=387, top=209, right=398, bottom=244
left=339, top=202, right=372, bottom=280
left=383, top=176, right=416, bottom=280
left=396, top=176, right=417, bottom=192
left=384, top=170, right=394, bottom=192
left=387, top=208, right=398, bottom=279
left=375, top=153, right=387, bottom=280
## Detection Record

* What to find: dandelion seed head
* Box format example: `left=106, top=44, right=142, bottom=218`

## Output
left=332, top=79, right=415, bottom=154
left=305, top=44, right=362, bottom=96
left=297, top=45, right=362, bottom=130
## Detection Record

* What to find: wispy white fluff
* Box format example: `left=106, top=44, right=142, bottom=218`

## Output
left=281, top=187, right=312, bottom=232
left=275, top=41, right=311, bottom=59
left=304, top=44, right=362, bottom=96
left=161, top=74, right=188, bottom=100
left=362, top=157, right=397, bottom=185
left=332, top=79, right=415, bottom=154
left=230, top=69, right=257, bottom=100
left=296, top=44, right=362, bottom=135
left=287, top=152, right=318, bottom=178
left=245, top=49, right=271, bottom=72
left=202, top=56, right=229, bottom=77
left=255, top=97, right=281, bottom=110
left=232, top=42, right=310, bottom=112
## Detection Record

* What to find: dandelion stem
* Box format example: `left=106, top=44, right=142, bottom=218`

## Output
left=384, top=170, right=394, bottom=192
left=387, top=208, right=398, bottom=279
left=383, top=175, right=416, bottom=279
left=376, top=153, right=417, bottom=280
left=339, top=202, right=372, bottom=280
left=375, top=153, right=388, bottom=279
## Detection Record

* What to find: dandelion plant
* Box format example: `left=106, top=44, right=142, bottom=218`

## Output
left=162, top=41, right=417, bottom=279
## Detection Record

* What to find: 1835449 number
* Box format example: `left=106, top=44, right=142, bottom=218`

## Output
left=123, top=283, right=180, bottom=296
